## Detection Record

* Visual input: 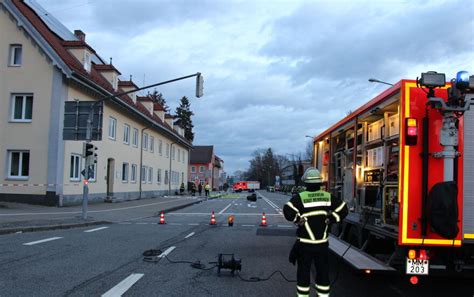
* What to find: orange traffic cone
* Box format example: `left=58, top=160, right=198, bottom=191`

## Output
left=260, top=212, right=267, bottom=227
left=210, top=211, right=217, bottom=225
left=159, top=212, right=166, bottom=224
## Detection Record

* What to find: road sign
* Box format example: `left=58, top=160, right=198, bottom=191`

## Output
left=63, top=101, right=103, bottom=141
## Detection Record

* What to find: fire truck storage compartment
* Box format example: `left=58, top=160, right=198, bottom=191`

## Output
left=366, top=147, right=384, bottom=168
left=463, top=108, right=474, bottom=241
left=367, top=119, right=384, bottom=142
left=388, top=113, right=400, bottom=137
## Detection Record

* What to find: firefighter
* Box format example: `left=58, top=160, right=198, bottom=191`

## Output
left=283, top=167, right=348, bottom=297
left=204, top=183, right=210, bottom=197
left=198, top=183, right=203, bottom=196
left=179, top=183, right=185, bottom=195
left=191, top=182, right=196, bottom=196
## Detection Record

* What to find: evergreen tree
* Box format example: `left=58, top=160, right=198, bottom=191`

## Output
left=174, top=96, right=194, bottom=142
left=148, top=90, right=169, bottom=112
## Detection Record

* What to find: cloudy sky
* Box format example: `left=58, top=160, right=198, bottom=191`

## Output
left=36, top=0, right=473, bottom=174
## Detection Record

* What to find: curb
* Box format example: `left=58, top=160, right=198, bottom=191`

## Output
left=0, top=220, right=111, bottom=235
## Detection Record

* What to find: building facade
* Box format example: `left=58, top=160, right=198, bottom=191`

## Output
left=0, top=0, right=192, bottom=205
left=188, top=146, right=224, bottom=190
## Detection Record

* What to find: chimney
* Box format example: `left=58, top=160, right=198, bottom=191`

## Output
left=74, top=30, right=85, bottom=42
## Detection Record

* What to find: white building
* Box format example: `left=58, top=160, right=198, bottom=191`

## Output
left=0, top=0, right=192, bottom=205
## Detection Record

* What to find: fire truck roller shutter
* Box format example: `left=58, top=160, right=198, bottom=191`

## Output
left=463, top=108, right=474, bottom=241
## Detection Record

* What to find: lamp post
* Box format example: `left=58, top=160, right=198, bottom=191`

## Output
left=169, top=142, right=176, bottom=196
left=368, top=78, right=393, bottom=86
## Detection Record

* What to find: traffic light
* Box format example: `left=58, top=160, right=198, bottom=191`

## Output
left=196, top=73, right=204, bottom=98
left=83, top=142, right=98, bottom=163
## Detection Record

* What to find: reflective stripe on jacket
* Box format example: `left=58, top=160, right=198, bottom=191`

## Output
left=283, top=190, right=348, bottom=244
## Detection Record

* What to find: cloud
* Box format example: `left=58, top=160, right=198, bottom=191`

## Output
left=36, top=0, right=474, bottom=174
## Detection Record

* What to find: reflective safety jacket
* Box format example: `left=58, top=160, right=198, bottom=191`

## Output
left=284, top=190, right=348, bottom=245
left=205, top=184, right=210, bottom=190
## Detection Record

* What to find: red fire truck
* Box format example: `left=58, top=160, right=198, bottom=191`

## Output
left=310, top=71, right=474, bottom=277
left=233, top=181, right=260, bottom=192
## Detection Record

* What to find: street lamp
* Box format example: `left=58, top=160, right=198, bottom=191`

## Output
left=305, top=135, right=313, bottom=139
left=368, top=78, right=393, bottom=86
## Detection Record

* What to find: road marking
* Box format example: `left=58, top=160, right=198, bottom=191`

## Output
left=168, top=223, right=182, bottom=226
left=159, top=246, right=176, bottom=258
left=136, top=222, right=148, bottom=225
left=242, top=224, right=255, bottom=227
left=277, top=225, right=294, bottom=228
left=219, top=202, right=233, bottom=214
left=169, top=212, right=281, bottom=216
left=188, top=223, right=199, bottom=226
left=118, top=222, right=132, bottom=225
left=185, top=232, right=195, bottom=239
left=259, top=194, right=283, bottom=215
left=23, top=237, right=62, bottom=246
left=101, top=273, right=144, bottom=297
left=84, top=227, right=109, bottom=233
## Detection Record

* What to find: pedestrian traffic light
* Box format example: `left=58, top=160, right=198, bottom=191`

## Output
left=196, top=73, right=204, bottom=98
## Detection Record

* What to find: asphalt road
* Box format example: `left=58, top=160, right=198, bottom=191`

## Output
left=0, top=191, right=473, bottom=297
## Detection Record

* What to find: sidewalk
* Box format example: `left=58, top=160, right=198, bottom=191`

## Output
left=0, top=194, right=212, bottom=235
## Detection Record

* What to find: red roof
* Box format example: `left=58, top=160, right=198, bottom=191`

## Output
left=94, top=63, right=121, bottom=74
left=12, top=0, right=190, bottom=146
left=118, top=80, right=138, bottom=88
left=137, top=96, right=152, bottom=102
left=62, top=40, right=96, bottom=54
left=153, top=103, right=165, bottom=111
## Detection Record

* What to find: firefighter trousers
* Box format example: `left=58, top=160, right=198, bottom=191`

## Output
left=296, top=242, right=330, bottom=297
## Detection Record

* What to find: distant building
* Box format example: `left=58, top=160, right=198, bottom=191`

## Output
left=189, top=146, right=224, bottom=190
left=0, top=1, right=191, bottom=205
left=281, top=160, right=312, bottom=186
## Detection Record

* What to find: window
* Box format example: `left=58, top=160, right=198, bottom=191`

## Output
left=166, top=143, right=170, bottom=158
left=131, top=164, right=137, bottom=183
left=199, top=166, right=205, bottom=173
left=141, top=166, right=147, bottom=183
left=178, top=149, right=181, bottom=162
left=108, top=117, right=117, bottom=140
left=172, top=146, right=175, bottom=160
left=11, top=94, right=33, bottom=122
left=150, top=136, right=154, bottom=153
left=8, top=151, right=29, bottom=179
left=88, top=163, right=97, bottom=182
left=181, top=172, right=184, bottom=183
left=159, top=140, right=163, bottom=155
left=9, top=44, right=22, bottom=66
left=84, top=52, right=91, bottom=72
left=142, top=133, right=148, bottom=151
left=69, top=154, right=81, bottom=181
left=132, top=128, right=139, bottom=147
left=157, top=169, right=162, bottom=183
left=182, top=151, right=186, bottom=163
left=123, top=124, right=130, bottom=144
left=191, top=166, right=196, bottom=173
left=164, top=170, right=169, bottom=184
left=122, top=163, right=129, bottom=182
left=148, top=167, right=153, bottom=183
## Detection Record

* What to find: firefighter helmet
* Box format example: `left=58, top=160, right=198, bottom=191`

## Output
left=301, top=167, right=322, bottom=184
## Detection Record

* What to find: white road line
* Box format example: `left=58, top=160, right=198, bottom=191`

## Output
left=136, top=222, right=148, bottom=225
left=118, top=222, right=132, bottom=224
left=84, top=227, right=109, bottom=233
left=168, top=212, right=282, bottom=216
left=23, top=237, right=62, bottom=246
left=159, top=246, right=176, bottom=258
left=168, top=223, right=182, bottom=226
left=101, top=273, right=144, bottom=297
left=260, top=194, right=283, bottom=215
left=185, top=232, right=195, bottom=239
left=218, top=202, right=233, bottom=214
left=242, top=224, right=255, bottom=227
left=188, top=223, right=199, bottom=226
left=277, top=225, right=294, bottom=228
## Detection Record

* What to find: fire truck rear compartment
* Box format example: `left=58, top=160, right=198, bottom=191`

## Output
left=463, top=108, right=474, bottom=243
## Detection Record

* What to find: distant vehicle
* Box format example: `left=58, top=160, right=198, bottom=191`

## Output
left=233, top=181, right=260, bottom=192
left=246, top=193, right=257, bottom=202
left=266, top=186, right=275, bottom=192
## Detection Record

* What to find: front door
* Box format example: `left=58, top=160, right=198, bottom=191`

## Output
left=107, top=158, right=115, bottom=197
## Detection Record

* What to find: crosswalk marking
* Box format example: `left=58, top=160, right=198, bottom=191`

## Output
left=23, top=237, right=62, bottom=246
left=84, top=227, right=109, bottom=233
left=101, top=273, right=144, bottom=297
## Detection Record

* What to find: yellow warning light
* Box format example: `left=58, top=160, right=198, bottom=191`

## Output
left=408, top=249, right=416, bottom=259
left=364, top=269, right=371, bottom=274
left=407, top=118, right=417, bottom=127
left=228, top=215, right=234, bottom=226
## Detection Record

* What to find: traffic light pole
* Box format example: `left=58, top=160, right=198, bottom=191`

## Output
left=82, top=115, right=93, bottom=220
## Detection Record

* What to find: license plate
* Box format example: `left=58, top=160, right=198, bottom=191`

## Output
left=406, top=258, right=429, bottom=275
